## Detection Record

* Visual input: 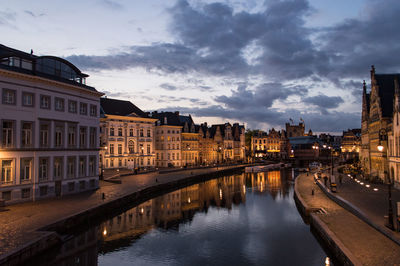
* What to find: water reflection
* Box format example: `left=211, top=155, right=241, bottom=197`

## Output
left=29, top=169, right=327, bottom=266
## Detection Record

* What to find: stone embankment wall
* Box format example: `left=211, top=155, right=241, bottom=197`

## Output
left=293, top=174, right=361, bottom=266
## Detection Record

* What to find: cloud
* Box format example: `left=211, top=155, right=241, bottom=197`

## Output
left=24, top=10, right=45, bottom=17
left=0, top=10, right=16, bottom=28
left=303, top=94, right=343, bottom=109
left=215, top=83, right=308, bottom=109
left=99, top=0, right=123, bottom=10
left=66, top=0, right=400, bottom=132
left=160, top=83, right=178, bottom=91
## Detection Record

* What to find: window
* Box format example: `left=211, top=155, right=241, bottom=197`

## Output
left=89, top=127, right=96, bottom=147
left=118, top=144, right=122, bottom=154
left=40, top=186, right=48, bottom=196
left=21, top=122, right=33, bottom=147
left=129, top=128, right=134, bottom=136
left=55, top=97, right=64, bottom=111
left=147, top=129, right=151, bottom=137
left=89, top=156, right=96, bottom=176
left=0, top=191, right=14, bottom=203
left=67, top=157, right=75, bottom=178
left=1, top=160, right=13, bottom=183
left=79, top=181, right=86, bottom=190
left=2, top=121, right=14, bottom=147
left=79, top=127, right=87, bottom=148
left=110, top=128, right=115, bottom=136
left=140, top=144, right=144, bottom=154
left=79, top=157, right=86, bottom=176
left=20, top=158, right=32, bottom=181
left=147, top=158, right=150, bottom=165
left=140, top=128, right=144, bottom=137
left=80, top=103, right=87, bottom=115
left=39, top=158, right=49, bottom=181
left=118, top=128, right=122, bottom=136
left=118, top=159, right=122, bottom=167
left=22, top=92, right=34, bottom=107
left=110, top=159, right=114, bottom=167
left=2, top=89, right=16, bottom=105
left=128, top=141, right=134, bottom=153
left=54, top=157, right=63, bottom=179
left=40, top=95, right=51, bottom=109
left=90, top=104, right=97, bottom=117
left=55, top=125, right=63, bottom=147
left=177, top=153, right=179, bottom=160
left=68, top=100, right=77, bottom=113
left=68, top=182, right=75, bottom=192
left=110, top=144, right=114, bottom=154
left=147, top=144, right=151, bottom=154
left=21, top=189, right=30, bottom=199
left=68, top=125, right=76, bottom=146
left=40, top=124, right=49, bottom=147
left=177, top=144, right=179, bottom=149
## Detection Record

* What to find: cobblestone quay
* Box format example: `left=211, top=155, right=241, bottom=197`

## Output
left=294, top=172, right=400, bottom=266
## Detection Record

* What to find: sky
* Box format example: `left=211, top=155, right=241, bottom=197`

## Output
left=2, top=0, right=400, bottom=133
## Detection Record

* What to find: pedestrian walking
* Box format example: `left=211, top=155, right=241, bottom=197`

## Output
left=324, top=175, right=328, bottom=187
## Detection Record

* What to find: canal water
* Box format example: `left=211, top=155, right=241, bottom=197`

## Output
left=31, top=170, right=329, bottom=265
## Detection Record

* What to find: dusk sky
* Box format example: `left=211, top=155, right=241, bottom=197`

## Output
left=2, top=0, right=400, bottom=133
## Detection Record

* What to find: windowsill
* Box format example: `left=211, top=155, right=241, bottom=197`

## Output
left=0, top=181, right=14, bottom=186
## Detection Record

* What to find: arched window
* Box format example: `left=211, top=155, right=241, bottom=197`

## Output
left=128, top=141, right=135, bottom=154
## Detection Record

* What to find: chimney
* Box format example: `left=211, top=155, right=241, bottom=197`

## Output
left=164, top=117, right=167, bottom=124
left=175, top=111, right=179, bottom=115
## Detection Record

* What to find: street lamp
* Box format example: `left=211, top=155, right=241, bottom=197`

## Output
left=377, top=129, right=394, bottom=230
left=100, top=146, right=107, bottom=180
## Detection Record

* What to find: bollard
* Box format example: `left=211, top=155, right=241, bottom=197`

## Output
left=102, top=193, right=105, bottom=200
left=311, top=188, right=314, bottom=196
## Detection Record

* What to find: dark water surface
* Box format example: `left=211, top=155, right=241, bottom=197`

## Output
left=33, top=170, right=329, bottom=265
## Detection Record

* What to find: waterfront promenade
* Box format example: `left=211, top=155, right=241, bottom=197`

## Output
left=296, top=171, right=400, bottom=265
left=0, top=165, right=244, bottom=263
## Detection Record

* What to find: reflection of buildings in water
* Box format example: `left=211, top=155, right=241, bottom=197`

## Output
left=153, top=190, right=182, bottom=229
left=99, top=200, right=155, bottom=253
left=181, top=184, right=200, bottom=220
left=246, top=169, right=290, bottom=199
left=30, top=227, right=99, bottom=266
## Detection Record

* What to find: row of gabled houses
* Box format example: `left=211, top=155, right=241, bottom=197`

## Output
left=0, top=43, right=245, bottom=204
left=100, top=99, right=246, bottom=171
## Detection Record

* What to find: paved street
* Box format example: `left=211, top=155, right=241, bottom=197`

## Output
left=0, top=165, right=242, bottom=258
left=334, top=172, right=400, bottom=230
left=296, top=172, right=400, bottom=265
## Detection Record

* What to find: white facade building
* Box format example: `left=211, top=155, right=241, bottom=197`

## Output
left=0, top=44, right=103, bottom=204
left=100, top=98, right=157, bottom=170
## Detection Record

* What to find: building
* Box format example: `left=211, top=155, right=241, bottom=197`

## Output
left=180, top=115, right=200, bottom=166
left=99, top=98, right=157, bottom=171
left=251, top=128, right=287, bottom=159
left=341, top=129, right=361, bottom=161
left=360, top=66, right=397, bottom=182
left=0, top=44, right=103, bottom=204
left=388, top=77, right=400, bottom=189
left=285, top=120, right=305, bottom=137
left=151, top=111, right=183, bottom=168
left=198, top=122, right=245, bottom=164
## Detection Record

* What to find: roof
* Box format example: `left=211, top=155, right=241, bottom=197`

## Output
left=375, top=74, right=400, bottom=117
left=150, top=111, right=182, bottom=126
left=0, top=44, right=96, bottom=92
left=288, top=136, right=319, bottom=145
left=100, top=98, right=148, bottom=118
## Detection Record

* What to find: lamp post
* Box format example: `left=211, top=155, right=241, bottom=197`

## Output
left=377, top=129, right=394, bottom=230
left=100, top=146, right=107, bottom=180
